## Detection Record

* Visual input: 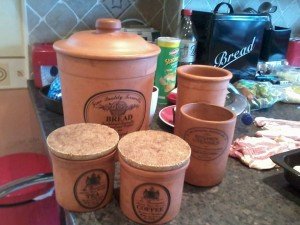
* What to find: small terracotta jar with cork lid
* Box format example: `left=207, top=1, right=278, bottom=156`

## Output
left=118, top=130, right=191, bottom=224
left=47, top=123, right=119, bottom=212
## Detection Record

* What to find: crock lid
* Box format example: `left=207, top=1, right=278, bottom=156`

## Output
left=53, top=18, right=161, bottom=60
left=0, top=153, right=52, bottom=205
left=118, top=130, right=191, bottom=172
left=47, top=123, right=119, bottom=160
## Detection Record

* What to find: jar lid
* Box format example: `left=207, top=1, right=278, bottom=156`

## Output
left=118, top=130, right=191, bottom=172
left=47, top=123, right=119, bottom=160
left=53, top=18, right=160, bottom=60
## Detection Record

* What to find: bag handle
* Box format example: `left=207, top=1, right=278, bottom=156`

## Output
left=213, top=2, right=234, bottom=14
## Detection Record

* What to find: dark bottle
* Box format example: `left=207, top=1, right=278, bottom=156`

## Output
left=176, top=9, right=197, bottom=66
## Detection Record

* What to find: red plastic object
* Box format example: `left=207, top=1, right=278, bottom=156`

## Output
left=286, top=38, right=300, bottom=67
left=0, top=153, right=60, bottom=225
left=32, top=43, right=57, bottom=88
left=166, top=88, right=177, bottom=104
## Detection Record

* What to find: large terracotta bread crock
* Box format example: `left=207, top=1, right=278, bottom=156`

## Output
left=53, top=18, right=160, bottom=137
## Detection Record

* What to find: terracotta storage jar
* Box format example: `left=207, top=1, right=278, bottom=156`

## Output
left=177, top=103, right=237, bottom=187
left=118, top=130, right=191, bottom=224
left=53, top=18, right=160, bottom=137
left=174, top=65, right=232, bottom=135
left=46, top=123, right=119, bottom=212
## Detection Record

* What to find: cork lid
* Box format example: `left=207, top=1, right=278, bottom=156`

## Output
left=118, top=130, right=191, bottom=172
left=47, top=123, right=119, bottom=160
left=53, top=18, right=160, bottom=60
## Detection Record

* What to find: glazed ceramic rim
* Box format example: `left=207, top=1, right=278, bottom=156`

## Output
left=177, top=65, right=233, bottom=82
left=180, top=102, right=236, bottom=124
left=47, top=123, right=119, bottom=161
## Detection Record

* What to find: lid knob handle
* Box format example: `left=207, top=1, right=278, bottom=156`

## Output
left=95, top=18, right=121, bottom=32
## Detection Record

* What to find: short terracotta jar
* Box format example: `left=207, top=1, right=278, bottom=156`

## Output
left=118, top=130, right=191, bottom=224
left=53, top=18, right=160, bottom=137
left=46, top=123, right=119, bottom=212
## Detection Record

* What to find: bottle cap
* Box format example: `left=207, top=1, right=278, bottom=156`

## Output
left=182, top=9, right=192, bottom=16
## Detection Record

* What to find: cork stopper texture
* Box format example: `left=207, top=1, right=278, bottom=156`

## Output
left=47, top=123, right=119, bottom=160
left=118, top=130, right=191, bottom=171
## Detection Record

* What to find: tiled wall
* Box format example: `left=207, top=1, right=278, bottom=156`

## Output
left=25, top=0, right=300, bottom=44
left=183, top=0, right=300, bottom=37
left=26, top=0, right=177, bottom=44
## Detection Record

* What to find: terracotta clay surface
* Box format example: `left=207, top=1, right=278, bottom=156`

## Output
left=54, top=18, right=160, bottom=60
left=118, top=130, right=191, bottom=171
left=174, top=65, right=232, bottom=135
left=118, top=130, right=191, bottom=224
left=119, top=157, right=189, bottom=225
left=53, top=18, right=160, bottom=136
left=47, top=123, right=119, bottom=160
left=50, top=151, right=116, bottom=212
left=177, top=103, right=236, bottom=186
left=47, top=123, right=119, bottom=212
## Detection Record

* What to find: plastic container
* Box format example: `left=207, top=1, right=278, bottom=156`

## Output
left=118, top=130, right=191, bottom=224
left=176, top=9, right=197, bottom=66
left=0, top=153, right=60, bottom=225
left=286, top=38, right=300, bottom=67
left=154, top=37, right=180, bottom=105
left=53, top=18, right=160, bottom=136
left=32, top=43, right=58, bottom=88
left=47, top=123, right=119, bottom=212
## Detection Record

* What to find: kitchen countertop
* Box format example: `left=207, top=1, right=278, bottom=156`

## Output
left=28, top=80, right=300, bottom=225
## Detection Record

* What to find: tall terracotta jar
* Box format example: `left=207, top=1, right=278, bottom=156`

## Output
left=174, top=65, right=232, bottom=135
left=118, top=130, right=191, bottom=224
left=46, top=123, right=119, bottom=212
left=53, top=18, right=160, bottom=137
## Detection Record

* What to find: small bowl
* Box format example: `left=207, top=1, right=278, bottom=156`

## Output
left=270, top=148, right=300, bottom=190
left=39, top=85, right=63, bottom=115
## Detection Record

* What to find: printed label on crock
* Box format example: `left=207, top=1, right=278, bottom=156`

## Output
left=74, top=169, right=109, bottom=209
left=184, top=128, right=228, bottom=161
left=84, top=90, right=146, bottom=136
left=132, top=183, right=170, bottom=224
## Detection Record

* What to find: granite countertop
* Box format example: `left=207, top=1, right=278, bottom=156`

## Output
left=28, top=80, right=300, bottom=225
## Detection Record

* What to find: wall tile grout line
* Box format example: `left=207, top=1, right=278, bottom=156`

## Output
left=76, top=1, right=101, bottom=29
left=127, top=2, right=148, bottom=25
left=26, top=4, right=42, bottom=34
left=148, top=8, right=164, bottom=26
left=61, top=1, right=80, bottom=23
